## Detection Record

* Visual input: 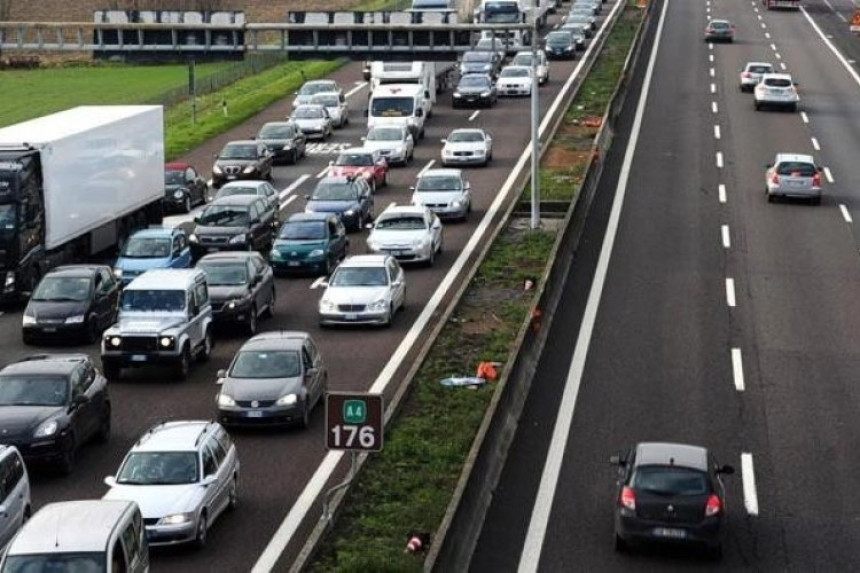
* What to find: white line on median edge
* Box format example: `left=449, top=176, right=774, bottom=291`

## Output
left=469, top=110, right=481, bottom=121
left=741, top=453, right=760, bottom=515
left=252, top=2, right=627, bottom=568
left=279, top=174, right=310, bottom=202
left=811, top=137, right=820, bottom=151
left=719, top=184, right=727, bottom=204
left=725, top=278, right=736, bottom=307
left=801, top=111, right=809, bottom=123
left=804, top=4, right=860, bottom=94
left=731, top=348, right=745, bottom=391
left=824, top=166, right=835, bottom=183
left=838, top=12, right=848, bottom=22
left=840, top=204, right=853, bottom=223
left=517, top=0, right=670, bottom=570
left=722, top=224, right=730, bottom=248
left=714, top=125, right=721, bottom=139
left=716, top=152, right=724, bottom=168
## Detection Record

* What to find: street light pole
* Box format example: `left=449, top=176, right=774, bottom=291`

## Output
left=530, top=0, right=540, bottom=230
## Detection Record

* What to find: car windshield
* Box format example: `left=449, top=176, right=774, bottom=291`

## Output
left=120, top=289, right=186, bottom=312
left=501, top=68, right=530, bottom=78
left=375, top=216, right=427, bottom=230
left=547, top=34, right=571, bottom=45
left=463, top=52, right=491, bottom=62
left=513, top=54, right=533, bottom=66
left=229, top=350, right=301, bottom=378
left=370, top=97, right=414, bottom=117
left=198, top=205, right=250, bottom=227
left=458, top=76, right=490, bottom=88
left=217, top=186, right=259, bottom=199
left=117, top=451, right=199, bottom=485
left=416, top=176, right=463, bottom=191
left=312, top=182, right=357, bottom=201
left=165, top=170, right=185, bottom=185
left=32, top=276, right=91, bottom=302
left=219, top=144, right=257, bottom=160
left=449, top=131, right=485, bottom=143
left=632, top=466, right=709, bottom=496
left=258, top=124, right=294, bottom=138
left=2, top=554, right=106, bottom=573
left=197, top=263, right=248, bottom=286
left=0, top=375, right=68, bottom=407
left=367, top=127, right=403, bottom=141
left=279, top=221, right=326, bottom=240
left=330, top=266, right=388, bottom=287
left=300, top=82, right=335, bottom=95
left=335, top=153, right=373, bottom=167
left=710, top=21, right=730, bottom=29
left=120, top=237, right=171, bottom=258
left=749, top=65, right=772, bottom=74
left=293, top=107, right=324, bottom=119
left=312, top=94, right=340, bottom=107
left=776, top=162, right=816, bottom=176
left=764, top=78, right=792, bottom=88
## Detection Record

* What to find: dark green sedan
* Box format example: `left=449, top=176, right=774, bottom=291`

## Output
left=269, top=213, right=349, bottom=276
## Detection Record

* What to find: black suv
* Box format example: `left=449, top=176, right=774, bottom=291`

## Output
left=0, top=354, right=111, bottom=475
left=212, top=140, right=274, bottom=189
left=254, top=121, right=307, bottom=165
left=190, top=195, right=278, bottom=258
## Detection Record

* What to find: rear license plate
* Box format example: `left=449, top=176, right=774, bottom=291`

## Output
left=653, top=527, right=687, bottom=539
left=345, top=313, right=358, bottom=320
left=246, top=411, right=263, bottom=418
left=131, top=355, right=147, bottom=362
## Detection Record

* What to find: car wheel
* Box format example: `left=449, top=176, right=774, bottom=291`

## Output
left=811, top=195, right=822, bottom=205
left=21, top=331, right=35, bottom=346
left=263, top=288, right=276, bottom=318
left=194, top=513, right=208, bottom=549
left=299, top=398, right=311, bottom=429
left=290, top=149, right=298, bottom=165
left=324, top=256, right=335, bottom=276
left=707, top=544, right=723, bottom=561
left=754, top=102, right=761, bottom=111
left=427, top=246, right=435, bottom=267
left=228, top=477, right=239, bottom=511
left=767, top=193, right=776, bottom=203
left=57, top=441, right=76, bottom=476
left=356, top=213, right=365, bottom=232
left=383, top=170, right=389, bottom=188
left=95, top=406, right=111, bottom=444
left=198, top=329, right=214, bottom=362
left=183, top=195, right=192, bottom=214
left=247, top=306, right=258, bottom=335
left=614, top=534, right=628, bottom=553
left=86, top=315, right=100, bottom=343
left=174, top=346, right=191, bottom=381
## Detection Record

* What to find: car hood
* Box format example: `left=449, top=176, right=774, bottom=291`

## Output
left=306, top=200, right=359, bottom=214
left=223, top=377, right=303, bottom=402
left=368, top=229, right=426, bottom=245
left=293, top=118, right=327, bottom=128
left=0, top=406, right=60, bottom=436
left=215, top=158, right=257, bottom=168
left=207, top=285, right=250, bottom=304
left=114, top=314, right=188, bottom=334
left=193, top=224, right=249, bottom=237
left=323, top=286, right=389, bottom=305
left=25, top=300, right=89, bottom=320
left=115, top=255, right=173, bottom=272
left=104, top=484, right=202, bottom=519
left=273, top=239, right=327, bottom=254
left=362, top=140, right=404, bottom=153
left=456, top=85, right=492, bottom=95
left=329, top=166, right=374, bottom=178
left=413, top=190, right=465, bottom=204
left=444, top=142, right=484, bottom=153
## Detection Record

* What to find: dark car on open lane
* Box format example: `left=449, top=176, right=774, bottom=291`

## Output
left=195, top=251, right=276, bottom=335
left=253, top=121, right=307, bottom=165
left=453, top=74, right=498, bottom=108
left=211, top=140, right=274, bottom=189
left=190, top=195, right=278, bottom=259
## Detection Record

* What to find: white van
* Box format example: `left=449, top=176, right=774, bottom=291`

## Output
left=367, top=84, right=429, bottom=141
left=1, top=500, right=149, bottom=573
left=0, top=447, right=29, bottom=552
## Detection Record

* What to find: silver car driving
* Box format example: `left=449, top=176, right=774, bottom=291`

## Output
left=765, top=153, right=822, bottom=204
left=310, top=91, right=350, bottom=128
left=290, top=104, right=334, bottom=140
left=366, top=204, right=444, bottom=266
left=441, top=128, right=493, bottom=167
left=411, top=168, right=473, bottom=220
left=318, top=255, right=406, bottom=327
left=361, top=125, right=415, bottom=166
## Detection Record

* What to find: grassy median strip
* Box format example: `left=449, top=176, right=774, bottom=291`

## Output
left=309, top=2, right=646, bottom=571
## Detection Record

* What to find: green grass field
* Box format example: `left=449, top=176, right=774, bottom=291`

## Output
left=0, top=63, right=232, bottom=128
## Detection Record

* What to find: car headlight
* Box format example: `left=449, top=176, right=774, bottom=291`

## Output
left=173, top=190, right=185, bottom=199
left=565, top=46, right=573, bottom=51
left=228, top=234, right=248, bottom=245
left=451, top=200, right=462, bottom=208
left=319, top=298, right=337, bottom=312
left=483, top=64, right=491, bottom=70
left=367, top=298, right=388, bottom=311
left=474, top=148, right=486, bottom=155
left=188, top=233, right=199, bottom=243
left=34, top=419, right=58, bottom=438
left=217, top=393, right=236, bottom=407
left=159, top=513, right=192, bottom=525
left=454, top=92, right=462, bottom=98
left=159, top=336, right=175, bottom=348
left=113, top=268, right=123, bottom=278
left=106, top=336, right=122, bottom=347
left=270, top=249, right=283, bottom=261
left=344, top=209, right=355, bottom=216
left=276, top=393, right=298, bottom=406
left=481, top=91, right=491, bottom=97
left=227, top=295, right=250, bottom=310
left=212, top=165, right=223, bottom=174
left=309, top=249, right=325, bottom=258
left=65, top=314, right=85, bottom=324
left=243, top=166, right=256, bottom=174
left=282, top=143, right=293, bottom=150
left=22, top=315, right=36, bottom=326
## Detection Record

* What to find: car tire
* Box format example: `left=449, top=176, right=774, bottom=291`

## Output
left=263, top=288, right=276, bottom=318
left=707, top=544, right=723, bottom=561
left=324, top=256, right=335, bottom=276
left=614, top=534, right=628, bottom=553
left=427, top=246, right=435, bottom=267
left=183, top=195, right=192, bottom=214
left=198, top=329, right=214, bottom=362
left=102, top=361, right=121, bottom=381
left=383, top=170, right=389, bottom=188
left=228, top=477, right=239, bottom=511
left=299, top=398, right=311, bottom=429
left=811, top=195, right=822, bottom=206
left=95, top=407, right=111, bottom=444
left=754, top=102, right=761, bottom=111
left=21, top=331, right=35, bottom=346
left=57, top=442, right=76, bottom=476
left=85, top=315, right=101, bottom=343
left=247, top=306, right=258, bottom=335
left=356, top=213, right=365, bottom=232
left=174, top=346, right=191, bottom=381
left=290, top=149, right=298, bottom=165
left=194, top=512, right=208, bottom=549
left=383, top=303, right=394, bottom=328
left=767, top=192, right=776, bottom=203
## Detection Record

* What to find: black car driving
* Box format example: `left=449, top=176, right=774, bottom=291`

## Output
left=195, top=251, right=276, bottom=335
left=211, top=140, right=274, bottom=189
left=459, top=50, right=503, bottom=78
left=612, top=442, right=734, bottom=559
left=0, top=354, right=111, bottom=475
left=254, top=121, right=307, bottom=165
left=164, top=162, right=209, bottom=213
left=544, top=31, right=577, bottom=60
left=190, top=195, right=278, bottom=259
left=22, top=265, right=120, bottom=345
left=452, top=74, right=498, bottom=108
left=304, top=176, right=374, bottom=231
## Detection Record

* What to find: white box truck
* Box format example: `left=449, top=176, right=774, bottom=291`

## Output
left=368, top=61, right=457, bottom=110
left=367, top=84, right=430, bottom=141
left=0, top=105, right=165, bottom=299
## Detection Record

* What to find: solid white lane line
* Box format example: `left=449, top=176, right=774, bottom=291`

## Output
left=780, top=62, right=787, bottom=70
left=840, top=204, right=853, bottom=223
left=710, top=67, right=715, bottom=77
left=279, top=174, right=310, bottom=201
left=823, top=0, right=836, bottom=10
left=716, top=152, right=724, bottom=168
left=711, top=83, right=717, bottom=93
left=517, top=0, right=670, bottom=569
left=712, top=101, right=719, bottom=114
left=732, top=348, right=745, bottom=391
left=765, top=32, right=771, bottom=39
left=418, top=159, right=436, bottom=177
left=345, top=81, right=368, bottom=98
left=309, top=276, right=326, bottom=290
left=741, top=453, right=760, bottom=516
left=770, top=43, right=777, bottom=50
left=811, top=137, right=820, bottom=151
left=824, top=166, right=835, bottom=183
left=722, top=224, right=731, bottom=248
left=281, top=195, right=298, bottom=209
left=316, top=166, right=329, bottom=178
left=714, top=125, right=721, bottom=139
left=803, top=6, right=860, bottom=93
left=468, top=110, right=480, bottom=121
left=801, top=111, right=809, bottom=123
left=719, top=184, right=727, bottom=203
left=726, top=278, right=737, bottom=307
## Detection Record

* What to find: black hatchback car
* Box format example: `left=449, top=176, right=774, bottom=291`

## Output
left=212, top=140, right=274, bottom=189
left=453, top=74, right=498, bottom=108
left=254, top=121, right=307, bottom=165
left=22, top=265, right=120, bottom=345
left=195, top=251, right=276, bottom=335
left=612, top=442, right=734, bottom=559
left=190, top=195, right=278, bottom=259
left=0, top=354, right=111, bottom=475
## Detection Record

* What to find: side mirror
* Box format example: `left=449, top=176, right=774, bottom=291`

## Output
left=193, top=216, right=201, bottom=223
left=416, top=109, right=424, bottom=117
left=202, top=474, right=218, bottom=486
left=409, top=186, right=416, bottom=191
left=305, top=367, right=319, bottom=377
left=717, top=464, right=735, bottom=475
left=304, top=194, right=311, bottom=200
left=329, top=160, right=334, bottom=167
left=441, top=139, right=447, bottom=144
left=609, top=454, right=625, bottom=466
left=104, top=475, right=117, bottom=487
left=216, top=369, right=227, bottom=380
left=365, top=222, right=374, bottom=229
left=319, top=280, right=329, bottom=288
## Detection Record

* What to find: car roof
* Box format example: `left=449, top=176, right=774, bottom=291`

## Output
left=209, top=194, right=260, bottom=207
left=7, top=500, right=137, bottom=555
left=223, top=140, right=258, bottom=146
left=744, top=61, right=773, bottom=68
left=220, top=180, right=268, bottom=190
left=47, top=264, right=107, bottom=277
left=420, top=168, right=464, bottom=178
left=448, top=128, right=486, bottom=136
left=125, top=268, right=205, bottom=291
left=196, top=251, right=257, bottom=264
left=165, top=162, right=192, bottom=171
left=501, top=65, right=532, bottom=72
left=239, top=331, right=309, bottom=352
left=339, top=254, right=390, bottom=267
left=293, top=104, right=327, bottom=112
left=1, top=353, right=89, bottom=377
left=634, top=442, right=708, bottom=471
left=709, top=18, right=732, bottom=24
left=132, top=420, right=214, bottom=453
left=378, top=204, right=428, bottom=217
left=311, top=91, right=341, bottom=99
left=774, top=153, right=815, bottom=163
left=260, top=121, right=295, bottom=128
left=286, top=212, right=334, bottom=223
left=128, top=227, right=181, bottom=239
left=304, top=80, right=337, bottom=87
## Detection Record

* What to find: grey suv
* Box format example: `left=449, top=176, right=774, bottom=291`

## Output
left=101, top=269, right=214, bottom=381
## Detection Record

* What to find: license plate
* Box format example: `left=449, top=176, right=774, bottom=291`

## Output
left=130, top=355, right=147, bottom=362
left=246, top=411, right=263, bottom=418
left=227, top=175, right=237, bottom=180
left=42, top=327, right=57, bottom=333
left=653, top=527, right=687, bottom=539
left=288, top=261, right=301, bottom=267
left=207, top=247, right=219, bottom=252
left=788, top=180, right=804, bottom=187
left=345, top=313, right=358, bottom=320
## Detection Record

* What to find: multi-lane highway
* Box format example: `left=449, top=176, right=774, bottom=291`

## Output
left=471, top=0, right=860, bottom=569
left=0, top=3, right=629, bottom=570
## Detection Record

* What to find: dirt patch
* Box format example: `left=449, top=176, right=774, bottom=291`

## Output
left=543, top=146, right=592, bottom=171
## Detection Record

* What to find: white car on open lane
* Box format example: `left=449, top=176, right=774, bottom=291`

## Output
left=366, top=204, right=443, bottom=266
left=496, top=66, right=534, bottom=97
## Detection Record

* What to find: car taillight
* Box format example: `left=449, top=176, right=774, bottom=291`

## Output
left=705, top=494, right=722, bottom=517
left=742, top=72, right=752, bottom=78
left=813, top=172, right=821, bottom=186
left=619, top=486, right=636, bottom=511
left=771, top=172, right=780, bottom=185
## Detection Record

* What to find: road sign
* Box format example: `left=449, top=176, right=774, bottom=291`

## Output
left=852, top=10, right=860, bottom=33
left=325, top=392, right=384, bottom=452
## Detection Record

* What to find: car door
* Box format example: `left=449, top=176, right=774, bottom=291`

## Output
left=246, top=258, right=264, bottom=313
left=429, top=213, right=442, bottom=251
left=258, top=143, right=273, bottom=175
left=200, top=442, right=225, bottom=518
left=263, top=182, right=279, bottom=212
left=247, top=201, right=264, bottom=251
left=171, top=234, right=192, bottom=268
left=187, top=282, right=207, bottom=347
left=91, top=270, right=112, bottom=328
left=387, top=259, right=405, bottom=309
left=253, top=254, right=274, bottom=308
left=69, top=365, right=97, bottom=441
left=327, top=217, right=346, bottom=262
left=304, top=337, right=325, bottom=405
left=0, top=456, right=13, bottom=548
left=206, top=437, right=231, bottom=518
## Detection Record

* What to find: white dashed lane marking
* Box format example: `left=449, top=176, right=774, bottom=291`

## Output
left=811, top=137, right=820, bottom=151
left=716, top=151, right=724, bottom=168
left=801, top=111, right=809, bottom=123
left=840, top=204, right=853, bottom=223
left=722, top=225, right=731, bottom=248
left=712, top=101, right=719, bottom=114
left=711, top=83, right=716, bottom=93
left=714, top=125, right=721, bottom=139
left=719, top=184, right=727, bottom=204
left=741, top=453, right=760, bottom=516
left=726, top=278, right=736, bottom=307
left=732, top=348, right=746, bottom=391
left=824, top=166, right=835, bottom=183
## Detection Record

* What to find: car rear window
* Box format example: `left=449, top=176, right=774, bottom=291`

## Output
left=750, top=65, right=772, bottom=74
left=764, top=78, right=792, bottom=87
left=631, top=466, right=709, bottom=496
left=710, top=21, right=730, bottom=29
left=776, top=162, right=816, bottom=176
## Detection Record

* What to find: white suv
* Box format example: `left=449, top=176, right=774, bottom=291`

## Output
left=103, top=420, right=239, bottom=548
left=754, top=73, right=799, bottom=111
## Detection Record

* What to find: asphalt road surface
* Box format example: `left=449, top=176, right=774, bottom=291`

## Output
left=472, top=0, right=860, bottom=569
